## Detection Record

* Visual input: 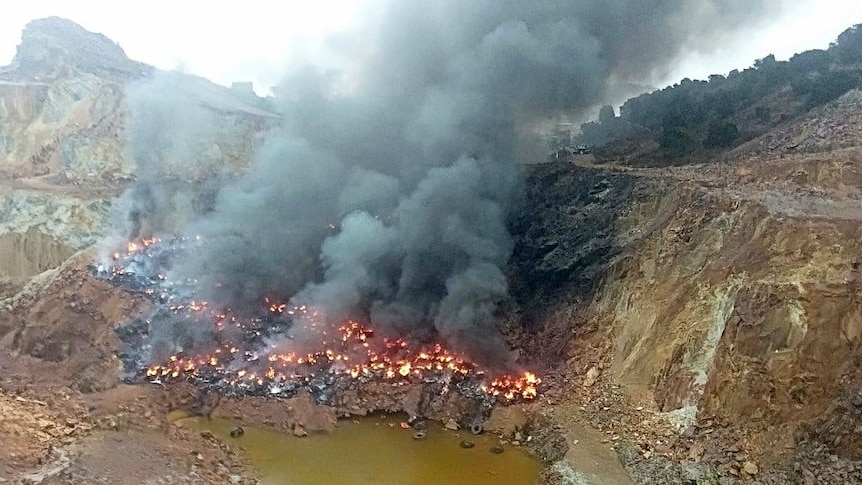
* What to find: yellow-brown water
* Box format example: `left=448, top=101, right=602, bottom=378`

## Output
left=181, top=415, right=543, bottom=485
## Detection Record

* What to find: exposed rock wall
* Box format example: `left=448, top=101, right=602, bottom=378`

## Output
left=0, top=189, right=110, bottom=247
left=518, top=157, right=862, bottom=461
left=732, top=89, right=862, bottom=157
left=595, top=185, right=860, bottom=419
left=0, top=76, right=127, bottom=180
left=0, top=227, right=75, bottom=292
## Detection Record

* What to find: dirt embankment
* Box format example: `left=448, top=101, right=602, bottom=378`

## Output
left=0, top=227, right=76, bottom=299
left=0, top=382, right=259, bottom=484
left=0, top=249, right=260, bottom=484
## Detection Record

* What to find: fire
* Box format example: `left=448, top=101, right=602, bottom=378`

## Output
left=104, top=237, right=542, bottom=404
left=143, top=314, right=541, bottom=403
left=121, top=237, right=160, bottom=258
left=264, top=297, right=287, bottom=314
left=483, top=371, right=540, bottom=401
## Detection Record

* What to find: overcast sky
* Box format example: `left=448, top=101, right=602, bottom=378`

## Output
left=1, top=0, right=861, bottom=95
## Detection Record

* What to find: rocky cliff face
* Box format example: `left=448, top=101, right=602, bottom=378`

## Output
left=0, top=18, right=277, bottom=297
left=1, top=17, right=150, bottom=82
left=592, top=165, right=861, bottom=431
left=515, top=94, right=862, bottom=481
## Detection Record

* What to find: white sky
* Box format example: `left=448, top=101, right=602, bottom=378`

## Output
left=669, top=0, right=862, bottom=84
left=1, top=1, right=861, bottom=95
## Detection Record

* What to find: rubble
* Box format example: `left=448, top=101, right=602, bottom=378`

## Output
left=485, top=405, right=528, bottom=437
left=742, top=460, right=759, bottom=475
left=291, top=425, right=307, bottom=438
left=582, top=366, right=600, bottom=387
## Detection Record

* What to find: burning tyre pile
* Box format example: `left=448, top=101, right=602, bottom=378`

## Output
left=96, top=237, right=540, bottom=416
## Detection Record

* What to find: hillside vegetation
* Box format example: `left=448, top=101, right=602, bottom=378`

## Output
left=578, top=24, right=862, bottom=164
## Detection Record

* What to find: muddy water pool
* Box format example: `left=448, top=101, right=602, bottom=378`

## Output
left=182, top=414, right=543, bottom=485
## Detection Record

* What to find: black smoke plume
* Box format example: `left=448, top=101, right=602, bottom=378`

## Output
left=122, top=0, right=777, bottom=367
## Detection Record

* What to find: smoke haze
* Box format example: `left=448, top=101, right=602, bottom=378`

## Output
left=120, top=0, right=778, bottom=367
left=105, top=70, right=221, bottom=256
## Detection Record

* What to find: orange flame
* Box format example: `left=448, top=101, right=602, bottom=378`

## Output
left=144, top=314, right=541, bottom=402
left=113, top=239, right=541, bottom=402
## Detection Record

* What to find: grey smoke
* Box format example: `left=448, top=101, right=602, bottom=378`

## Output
left=123, top=0, right=777, bottom=367
left=112, top=70, right=219, bottom=242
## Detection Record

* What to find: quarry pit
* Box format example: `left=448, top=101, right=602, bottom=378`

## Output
left=2, top=14, right=862, bottom=485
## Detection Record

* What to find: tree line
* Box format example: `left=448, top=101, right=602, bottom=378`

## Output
left=577, top=24, right=862, bottom=163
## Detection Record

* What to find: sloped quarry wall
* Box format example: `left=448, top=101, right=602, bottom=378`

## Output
left=586, top=174, right=862, bottom=457
left=0, top=188, right=110, bottom=297
left=514, top=161, right=861, bottom=460
left=0, top=227, right=75, bottom=288
left=0, top=249, right=151, bottom=392
left=0, top=77, right=128, bottom=180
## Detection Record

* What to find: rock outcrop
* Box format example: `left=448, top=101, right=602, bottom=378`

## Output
left=1, top=17, right=150, bottom=82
